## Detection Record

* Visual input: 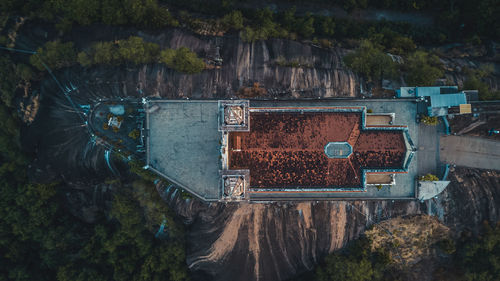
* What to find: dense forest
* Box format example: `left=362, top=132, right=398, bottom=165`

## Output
left=0, top=0, right=499, bottom=280
left=0, top=54, right=188, bottom=281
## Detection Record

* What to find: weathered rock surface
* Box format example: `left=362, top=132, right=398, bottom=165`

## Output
left=161, top=166, right=500, bottom=281
left=431, top=168, right=500, bottom=234
left=161, top=186, right=423, bottom=281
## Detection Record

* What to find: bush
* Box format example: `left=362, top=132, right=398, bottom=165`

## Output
left=128, top=159, right=158, bottom=182
left=420, top=174, right=439, bottom=181
left=436, top=238, right=456, bottom=254
left=128, top=129, right=140, bottom=139
left=421, top=116, right=439, bottom=126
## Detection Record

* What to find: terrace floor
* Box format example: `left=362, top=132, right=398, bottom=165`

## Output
left=146, top=100, right=221, bottom=201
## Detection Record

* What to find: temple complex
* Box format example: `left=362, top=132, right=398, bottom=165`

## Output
left=145, top=98, right=420, bottom=202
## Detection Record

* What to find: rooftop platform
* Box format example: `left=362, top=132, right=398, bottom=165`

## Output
left=145, top=99, right=421, bottom=201
left=146, top=100, right=221, bottom=201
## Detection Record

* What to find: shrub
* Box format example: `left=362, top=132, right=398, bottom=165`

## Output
left=319, top=39, right=333, bottom=49
left=436, top=238, right=456, bottom=254
left=421, top=116, right=439, bottom=126
left=128, top=159, right=158, bottom=182
left=420, top=174, right=439, bottom=181
left=128, top=129, right=140, bottom=139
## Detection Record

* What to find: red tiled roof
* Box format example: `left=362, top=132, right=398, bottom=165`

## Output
left=228, top=111, right=406, bottom=189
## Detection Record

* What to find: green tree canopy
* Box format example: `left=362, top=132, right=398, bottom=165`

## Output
left=29, top=40, right=77, bottom=71
left=404, top=51, right=443, bottom=86
left=160, top=47, right=205, bottom=74
left=343, top=40, right=397, bottom=82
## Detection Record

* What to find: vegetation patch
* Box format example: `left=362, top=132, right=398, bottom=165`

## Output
left=365, top=215, right=450, bottom=265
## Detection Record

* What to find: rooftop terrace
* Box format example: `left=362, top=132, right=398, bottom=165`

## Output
left=228, top=110, right=407, bottom=190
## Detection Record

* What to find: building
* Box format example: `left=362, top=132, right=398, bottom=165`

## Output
left=144, top=99, right=419, bottom=202
left=396, top=86, right=473, bottom=116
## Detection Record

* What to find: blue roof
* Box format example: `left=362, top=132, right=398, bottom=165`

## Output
left=430, top=93, right=467, bottom=108
left=416, top=87, right=440, bottom=97
left=415, top=86, right=459, bottom=97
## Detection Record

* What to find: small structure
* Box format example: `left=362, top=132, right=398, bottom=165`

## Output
left=108, top=116, right=122, bottom=129
left=396, top=86, right=473, bottom=117
left=418, top=180, right=450, bottom=201
left=459, top=104, right=472, bottom=114
left=324, top=142, right=352, bottom=158
left=218, top=100, right=249, bottom=131
left=220, top=170, right=249, bottom=201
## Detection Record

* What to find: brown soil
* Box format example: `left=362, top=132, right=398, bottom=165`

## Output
left=448, top=114, right=500, bottom=141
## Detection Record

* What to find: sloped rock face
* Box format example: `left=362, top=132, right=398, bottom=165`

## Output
left=162, top=187, right=422, bottom=281
left=164, top=167, right=500, bottom=281
left=433, top=168, right=500, bottom=234
left=109, top=30, right=359, bottom=99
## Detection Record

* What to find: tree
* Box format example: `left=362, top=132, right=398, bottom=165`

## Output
left=343, top=40, right=397, bottom=82
left=317, top=255, right=374, bottom=281
left=463, top=66, right=499, bottom=101
left=117, top=36, right=160, bottom=64
left=29, top=40, right=77, bottom=71
left=160, top=47, right=205, bottom=74
left=296, top=13, right=315, bottom=38
left=314, top=237, right=387, bottom=281
left=405, top=51, right=443, bottom=86
left=321, top=17, right=336, bottom=37
left=91, top=41, right=118, bottom=65
left=0, top=55, right=18, bottom=107
left=460, top=222, right=500, bottom=281
left=222, top=10, right=244, bottom=30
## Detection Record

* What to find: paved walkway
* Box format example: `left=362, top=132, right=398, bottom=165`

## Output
left=417, top=123, right=443, bottom=176
left=440, top=135, right=500, bottom=170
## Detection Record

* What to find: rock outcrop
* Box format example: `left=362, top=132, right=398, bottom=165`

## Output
left=431, top=168, right=500, bottom=234
left=162, top=187, right=423, bottom=281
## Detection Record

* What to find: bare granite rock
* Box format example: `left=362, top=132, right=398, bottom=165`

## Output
left=162, top=186, right=423, bottom=281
